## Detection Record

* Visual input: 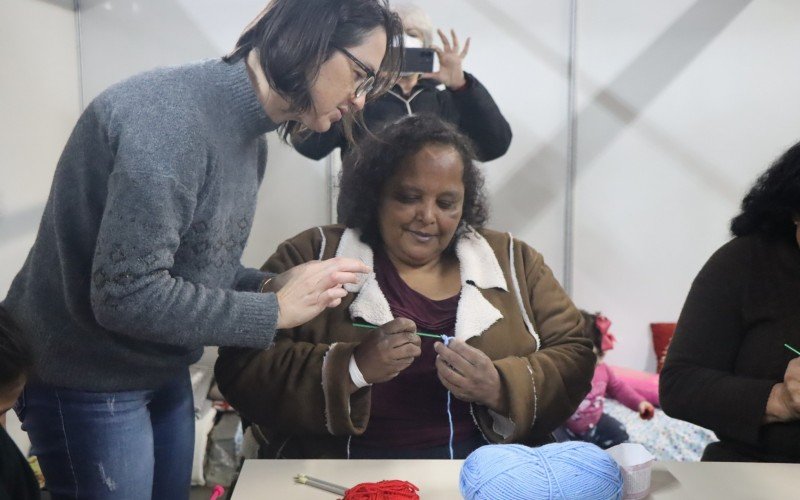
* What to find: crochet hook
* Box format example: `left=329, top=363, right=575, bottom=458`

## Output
left=784, top=343, right=800, bottom=356
left=294, top=474, right=347, bottom=495
left=352, top=322, right=441, bottom=339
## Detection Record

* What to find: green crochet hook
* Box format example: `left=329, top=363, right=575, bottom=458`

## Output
left=352, top=322, right=441, bottom=339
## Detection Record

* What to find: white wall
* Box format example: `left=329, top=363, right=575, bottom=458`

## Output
left=0, top=0, right=81, bottom=454
left=573, top=0, right=800, bottom=370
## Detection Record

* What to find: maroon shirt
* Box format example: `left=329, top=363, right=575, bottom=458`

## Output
left=352, top=249, right=476, bottom=450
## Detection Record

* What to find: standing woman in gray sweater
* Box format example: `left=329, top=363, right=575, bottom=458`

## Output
left=2, top=1, right=402, bottom=498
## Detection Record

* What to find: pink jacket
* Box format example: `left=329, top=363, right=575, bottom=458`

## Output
left=565, top=363, right=645, bottom=435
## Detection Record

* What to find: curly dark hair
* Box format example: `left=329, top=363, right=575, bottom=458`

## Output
left=337, top=113, right=489, bottom=249
left=730, top=141, right=800, bottom=239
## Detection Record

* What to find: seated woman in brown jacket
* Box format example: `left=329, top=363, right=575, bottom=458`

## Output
left=215, top=114, right=594, bottom=459
left=660, top=141, right=800, bottom=462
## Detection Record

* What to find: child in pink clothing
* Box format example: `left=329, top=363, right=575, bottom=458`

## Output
left=562, top=311, right=655, bottom=449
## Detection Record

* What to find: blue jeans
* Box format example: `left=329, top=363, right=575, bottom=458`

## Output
left=16, top=372, right=194, bottom=500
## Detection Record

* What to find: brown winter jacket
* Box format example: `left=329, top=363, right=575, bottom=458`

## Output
left=215, top=225, right=594, bottom=458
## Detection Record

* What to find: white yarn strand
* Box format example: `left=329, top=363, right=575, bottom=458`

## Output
left=316, top=226, right=327, bottom=260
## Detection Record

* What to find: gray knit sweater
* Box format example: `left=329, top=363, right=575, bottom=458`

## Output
left=3, top=58, right=280, bottom=391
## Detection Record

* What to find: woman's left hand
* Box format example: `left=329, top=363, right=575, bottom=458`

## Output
left=422, top=29, right=470, bottom=90
left=434, top=339, right=508, bottom=414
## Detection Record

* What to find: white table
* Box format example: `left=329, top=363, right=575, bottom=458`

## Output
left=232, top=459, right=800, bottom=499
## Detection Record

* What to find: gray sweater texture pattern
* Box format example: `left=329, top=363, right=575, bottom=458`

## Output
left=3, top=58, right=280, bottom=391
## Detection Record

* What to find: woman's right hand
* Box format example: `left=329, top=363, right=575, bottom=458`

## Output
left=764, top=357, right=800, bottom=423
left=271, top=257, right=371, bottom=329
left=638, top=401, right=655, bottom=420
left=352, top=318, right=421, bottom=387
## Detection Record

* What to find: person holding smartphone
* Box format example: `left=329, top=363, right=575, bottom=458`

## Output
left=291, top=3, right=512, bottom=165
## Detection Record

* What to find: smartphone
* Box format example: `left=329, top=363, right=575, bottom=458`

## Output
left=401, top=48, right=435, bottom=75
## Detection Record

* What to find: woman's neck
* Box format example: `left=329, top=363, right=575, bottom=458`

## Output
left=245, top=50, right=294, bottom=124
left=385, top=250, right=461, bottom=301
left=396, top=75, right=420, bottom=97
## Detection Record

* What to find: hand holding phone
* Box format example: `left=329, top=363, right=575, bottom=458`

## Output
left=424, top=29, right=471, bottom=89
left=401, top=48, right=436, bottom=75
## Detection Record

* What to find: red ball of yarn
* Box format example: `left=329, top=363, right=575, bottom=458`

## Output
left=342, top=480, right=420, bottom=500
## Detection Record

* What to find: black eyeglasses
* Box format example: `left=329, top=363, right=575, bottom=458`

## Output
left=336, top=46, right=376, bottom=99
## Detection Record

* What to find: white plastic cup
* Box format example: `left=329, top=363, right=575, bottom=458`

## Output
left=618, top=458, right=653, bottom=499
left=605, top=443, right=655, bottom=500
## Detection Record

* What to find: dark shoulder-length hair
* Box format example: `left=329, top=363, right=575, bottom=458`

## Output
left=730, top=140, right=800, bottom=240
left=579, top=310, right=603, bottom=352
left=224, top=0, right=403, bottom=142
left=0, top=305, right=34, bottom=389
left=338, top=114, right=489, bottom=250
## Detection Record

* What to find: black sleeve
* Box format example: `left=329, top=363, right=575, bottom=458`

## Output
left=0, top=427, right=41, bottom=500
left=441, top=72, right=512, bottom=162
left=660, top=238, right=775, bottom=446
left=290, top=123, right=346, bottom=161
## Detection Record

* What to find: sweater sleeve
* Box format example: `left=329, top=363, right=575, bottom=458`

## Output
left=441, top=73, right=512, bottom=162
left=216, top=337, right=370, bottom=437
left=660, top=238, right=775, bottom=446
left=605, top=364, right=646, bottom=411
left=215, top=228, right=371, bottom=437
left=89, top=124, right=277, bottom=350
left=475, top=241, right=595, bottom=444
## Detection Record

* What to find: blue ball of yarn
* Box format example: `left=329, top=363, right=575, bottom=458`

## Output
left=459, top=441, right=623, bottom=500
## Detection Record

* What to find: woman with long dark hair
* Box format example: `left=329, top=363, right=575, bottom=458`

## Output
left=661, top=141, right=800, bottom=462
left=2, top=1, right=403, bottom=497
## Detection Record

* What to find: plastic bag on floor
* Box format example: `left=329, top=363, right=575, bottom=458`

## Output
left=204, top=413, right=243, bottom=487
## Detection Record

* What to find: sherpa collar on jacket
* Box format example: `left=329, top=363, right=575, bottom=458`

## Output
left=335, top=227, right=508, bottom=341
